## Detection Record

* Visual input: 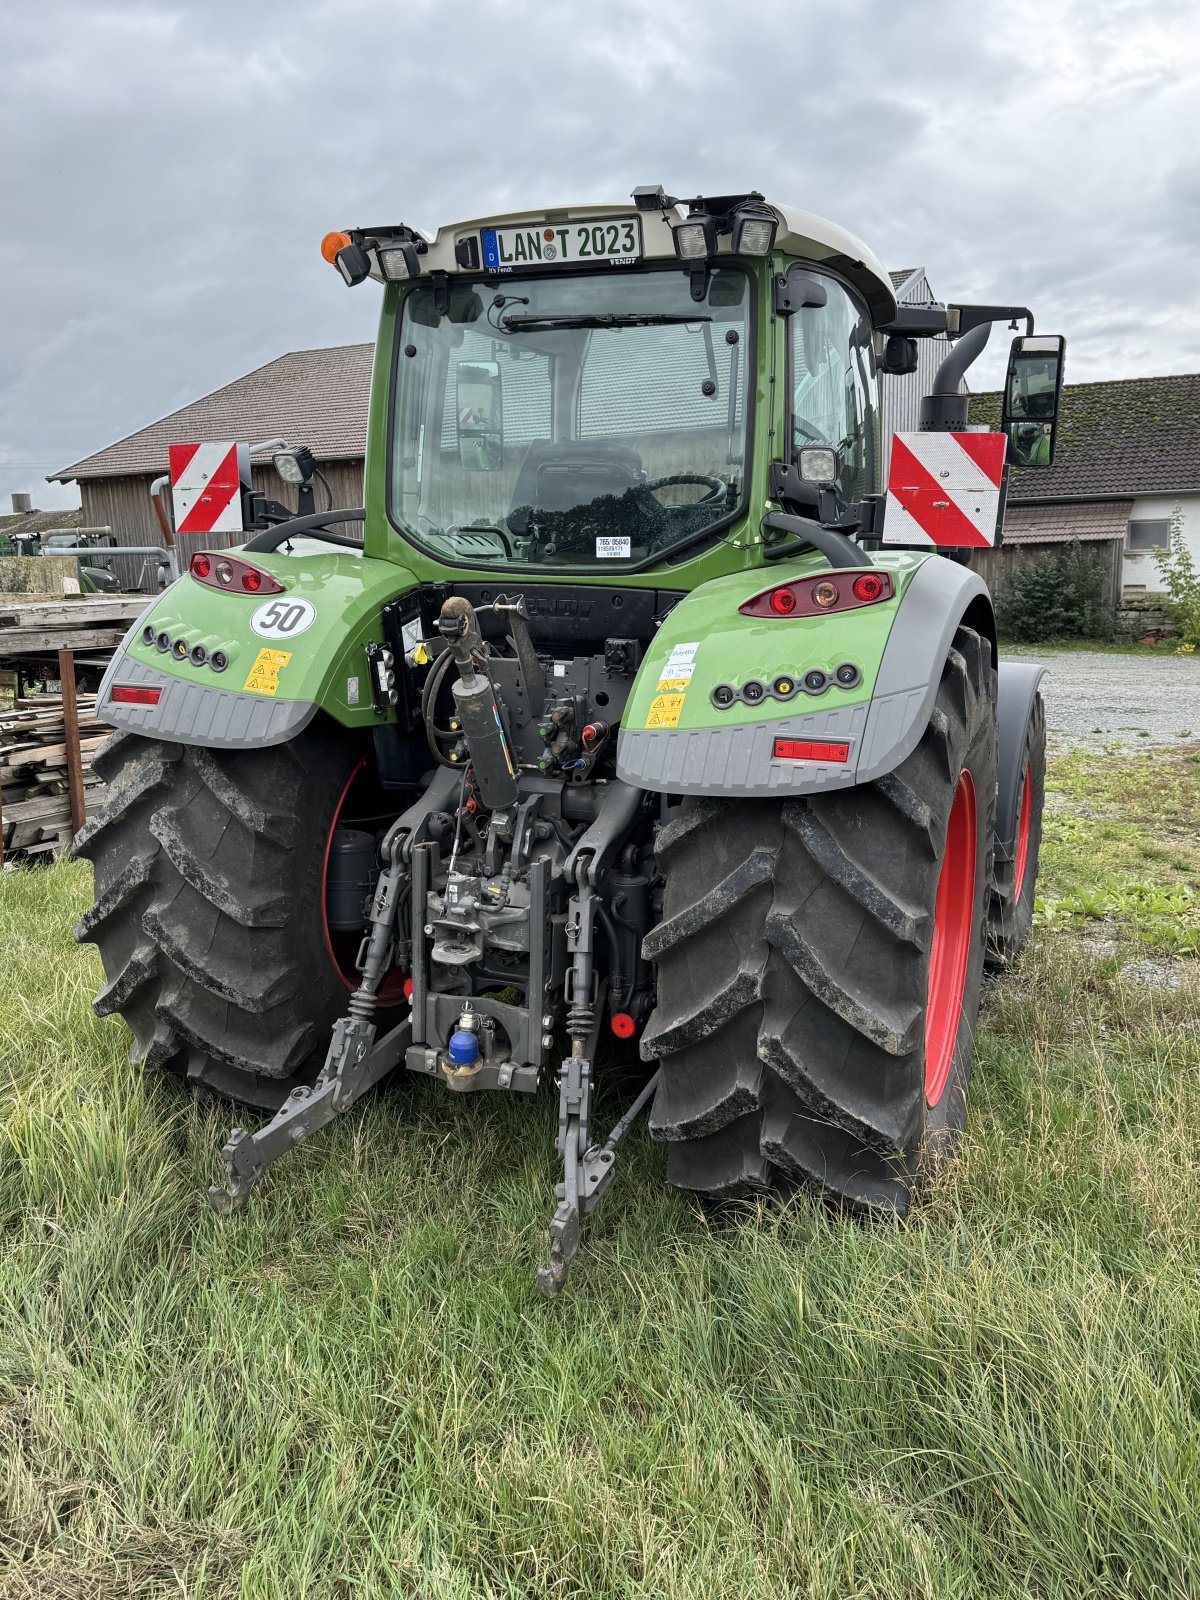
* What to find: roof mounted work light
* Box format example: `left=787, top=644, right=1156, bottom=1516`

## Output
left=334, top=240, right=371, bottom=287
left=730, top=199, right=778, bottom=256
left=373, top=240, right=421, bottom=281
left=670, top=207, right=717, bottom=261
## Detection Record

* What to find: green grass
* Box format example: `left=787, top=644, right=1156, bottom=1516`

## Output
left=4, top=754, right=1200, bottom=1598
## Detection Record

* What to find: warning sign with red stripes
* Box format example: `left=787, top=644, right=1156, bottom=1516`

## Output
left=882, top=432, right=1006, bottom=548
left=168, top=441, right=250, bottom=536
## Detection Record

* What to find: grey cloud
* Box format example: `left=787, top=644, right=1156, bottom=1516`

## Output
left=3, top=0, right=1197, bottom=507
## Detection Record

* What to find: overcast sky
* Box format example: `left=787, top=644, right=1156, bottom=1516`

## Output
left=5, top=0, right=1198, bottom=510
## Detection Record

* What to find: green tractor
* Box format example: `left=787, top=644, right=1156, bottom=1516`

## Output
left=74, top=189, right=1065, bottom=1292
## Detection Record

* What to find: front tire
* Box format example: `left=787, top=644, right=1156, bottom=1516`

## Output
left=642, top=626, right=997, bottom=1215
left=73, top=722, right=370, bottom=1112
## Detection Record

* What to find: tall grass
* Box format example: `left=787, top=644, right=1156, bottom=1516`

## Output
left=2, top=752, right=1199, bottom=1598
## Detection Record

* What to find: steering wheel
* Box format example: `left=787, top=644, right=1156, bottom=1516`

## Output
left=792, top=419, right=828, bottom=447
left=641, top=472, right=728, bottom=506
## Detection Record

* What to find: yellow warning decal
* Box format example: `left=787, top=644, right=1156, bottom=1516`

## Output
left=242, top=647, right=292, bottom=696
left=655, top=676, right=691, bottom=693
left=645, top=692, right=685, bottom=729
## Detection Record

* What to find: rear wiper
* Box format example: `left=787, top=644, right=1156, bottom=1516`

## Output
left=499, top=312, right=713, bottom=331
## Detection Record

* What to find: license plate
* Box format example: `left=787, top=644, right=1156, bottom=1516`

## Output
left=480, top=217, right=642, bottom=271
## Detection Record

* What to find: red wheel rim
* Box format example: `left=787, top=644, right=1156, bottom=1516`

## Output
left=321, top=757, right=409, bottom=1005
left=925, top=769, right=977, bottom=1107
left=1012, top=767, right=1033, bottom=903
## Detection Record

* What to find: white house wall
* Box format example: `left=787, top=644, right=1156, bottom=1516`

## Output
left=1122, top=491, right=1200, bottom=593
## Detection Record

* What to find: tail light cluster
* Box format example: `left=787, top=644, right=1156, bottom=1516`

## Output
left=739, top=568, right=893, bottom=618
left=190, top=552, right=284, bottom=596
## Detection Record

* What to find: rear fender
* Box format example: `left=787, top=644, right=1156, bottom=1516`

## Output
left=616, top=553, right=994, bottom=797
left=95, top=549, right=418, bottom=748
left=994, top=661, right=1047, bottom=861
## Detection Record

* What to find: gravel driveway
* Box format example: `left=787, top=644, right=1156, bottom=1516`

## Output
left=1005, top=645, right=1200, bottom=752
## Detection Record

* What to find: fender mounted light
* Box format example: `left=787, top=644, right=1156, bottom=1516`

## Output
left=190, top=551, right=285, bottom=596
left=110, top=685, right=161, bottom=706
left=740, top=569, right=893, bottom=619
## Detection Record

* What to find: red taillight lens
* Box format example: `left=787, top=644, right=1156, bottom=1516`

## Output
left=110, top=685, right=162, bottom=706
left=190, top=552, right=284, bottom=596
left=740, top=569, right=893, bottom=618
left=853, top=573, right=885, bottom=603
left=772, top=738, right=850, bottom=763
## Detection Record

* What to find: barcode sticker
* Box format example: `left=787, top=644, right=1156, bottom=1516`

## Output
left=596, top=536, right=631, bottom=558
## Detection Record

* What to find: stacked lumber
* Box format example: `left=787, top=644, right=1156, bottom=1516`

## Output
left=1, top=692, right=107, bottom=859
left=0, top=594, right=145, bottom=656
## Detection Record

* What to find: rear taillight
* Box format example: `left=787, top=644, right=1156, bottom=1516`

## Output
left=110, top=685, right=161, bottom=706
left=190, top=552, right=284, bottom=595
left=740, top=569, right=893, bottom=618
left=772, top=738, right=849, bottom=763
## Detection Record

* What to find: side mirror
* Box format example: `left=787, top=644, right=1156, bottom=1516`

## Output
left=455, top=360, right=503, bottom=472
left=1002, top=334, right=1066, bottom=467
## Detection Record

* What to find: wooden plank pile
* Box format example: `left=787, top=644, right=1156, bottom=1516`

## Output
left=0, top=595, right=146, bottom=657
left=1, top=691, right=107, bottom=859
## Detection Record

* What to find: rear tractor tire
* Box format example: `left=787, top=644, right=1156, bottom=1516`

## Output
left=642, top=626, right=997, bottom=1215
left=73, top=721, right=377, bottom=1112
left=986, top=691, right=1046, bottom=970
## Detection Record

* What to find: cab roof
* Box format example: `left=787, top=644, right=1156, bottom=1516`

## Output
left=361, top=196, right=898, bottom=326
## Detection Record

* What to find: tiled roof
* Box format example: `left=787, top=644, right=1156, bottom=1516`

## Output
left=1003, top=501, right=1131, bottom=544
left=889, top=268, right=919, bottom=290
left=52, top=344, right=375, bottom=482
left=969, top=374, right=1200, bottom=499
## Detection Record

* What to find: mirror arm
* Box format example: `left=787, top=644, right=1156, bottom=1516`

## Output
left=948, top=304, right=1035, bottom=338
left=761, top=512, right=873, bottom=568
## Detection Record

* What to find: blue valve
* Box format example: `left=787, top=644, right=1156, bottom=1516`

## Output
left=447, top=1028, right=479, bottom=1067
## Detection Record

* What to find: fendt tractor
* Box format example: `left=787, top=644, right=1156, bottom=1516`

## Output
left=74, top=189, right=1065, bottom=1292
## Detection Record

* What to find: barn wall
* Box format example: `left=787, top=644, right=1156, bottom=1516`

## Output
left=968, top=538, right=1124, bottom=611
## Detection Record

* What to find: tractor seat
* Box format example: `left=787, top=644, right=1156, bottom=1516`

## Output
left=508, top=441, right=643, bottom=534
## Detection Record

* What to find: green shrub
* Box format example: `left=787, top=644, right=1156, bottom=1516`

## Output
left=1153, top=505, right=1200, bottom=647
left=996, top=538, right=1118, bottom=642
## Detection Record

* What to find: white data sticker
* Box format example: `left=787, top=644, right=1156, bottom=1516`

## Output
left=553, top=662, right=567, bottom=678
left=250, top=597, right=317, bottom=639
left=663, top=641, right=700, bottom=683
left=346, top=676, right=360, bottom=707
left=596, top=536, right=631, bottom=559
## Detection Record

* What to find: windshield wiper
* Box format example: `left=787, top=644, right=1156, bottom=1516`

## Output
left=499, top=312, right=713, bottom=332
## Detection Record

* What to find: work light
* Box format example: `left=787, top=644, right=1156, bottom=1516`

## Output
left=731, top=204, right=778, bottom=256
left=334, top=241, right=371, bottom=287
left=374, top=241, right=421, bottom=281
left=671, top=210, right=716, bottom=261
left=798, top=446, right=838, bottom=485
left=273, top=445, right=314, bottom=485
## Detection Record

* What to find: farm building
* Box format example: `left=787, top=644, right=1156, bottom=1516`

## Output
left=50, top=345, right=373, bottom=574
left=968, top=374, right=1200, bottom=618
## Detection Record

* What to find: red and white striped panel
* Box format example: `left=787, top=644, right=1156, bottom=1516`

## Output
left=168, top=441, right=250, bottom=536
left=882, top=432, right=1006, bottom=548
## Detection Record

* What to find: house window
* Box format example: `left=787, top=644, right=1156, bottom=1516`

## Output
left=1127, top=518, right=1170, bottom=552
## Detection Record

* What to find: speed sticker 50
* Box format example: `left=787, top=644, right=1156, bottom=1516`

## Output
left=250, top=597, right=316, bottom=639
